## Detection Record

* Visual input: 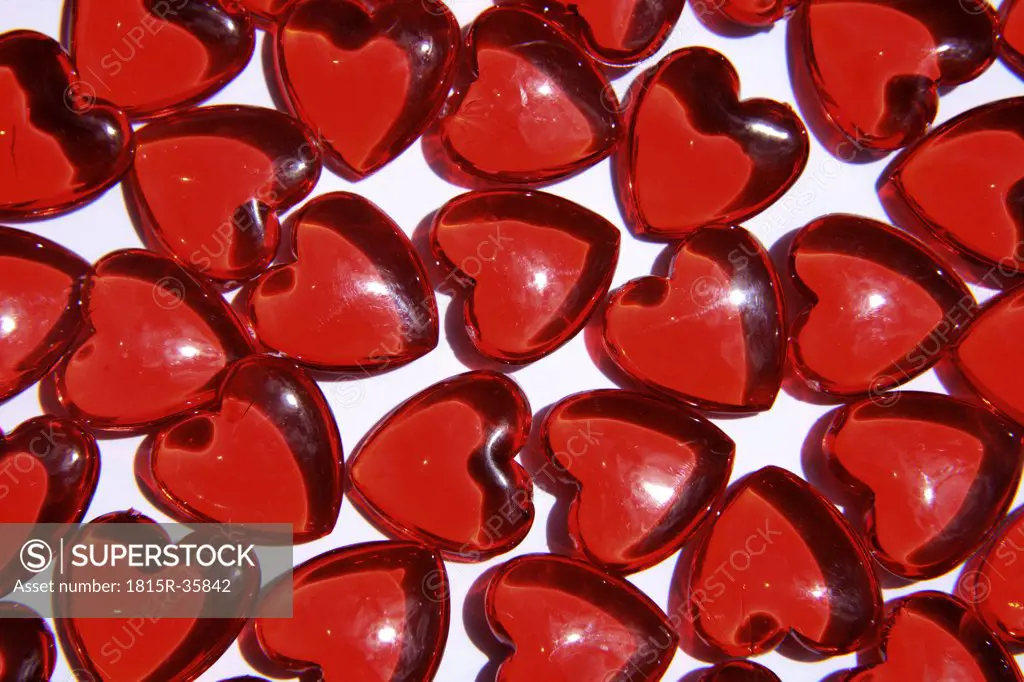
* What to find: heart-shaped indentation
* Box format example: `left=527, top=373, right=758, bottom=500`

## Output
left=789, top=0, right=997, bottom=153
left=958, top=506, right=1024, bottom=647
left=880, top=97, right=1024, bottom=278
left=67, top=0, right=255, bottom=120
left=695, top=659, right=781, bottom=681
left=55, top=249, right=254, bottom=432
left=244, top=192, right=437, bottom=373
left=428, top=6, right=621, bottom=185
left=486, top=554, right=677, bottom=681
left=788, top=214, right=972, bottom=397
left=604, top=225, right=786, bottom=412
left=142, top=355, right=344, bottom=543
left=0, top=32, right=133, bottom=220
left=542, top=389, right=734, bottom=573
left=348, top=371, right=533, bottom=561
left=0, top=227, right=90, bottom=403
left=274, top=0, right=459, bottom=178
left=431, top=189, right=620, bottom=363
left=1001, top=0, right=1024, bottom=76
left=0, top=603, right=55, bottom=681
left=616, top=47, right=808, bottom=239
left=239, top=0, right=295, bottom=24
left=680, top=466, right=882, bottom=657
left=125, top=105, right=322, bottom=283
left=823, top=391, right=1023, bottom=580
left=837, top=592, right=1023, bottom=681
left=251, top=541, right=449, bottom=681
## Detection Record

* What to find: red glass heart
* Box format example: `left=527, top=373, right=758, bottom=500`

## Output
left=485, top=553, right=677, bottom=681
left=142, top=355, right=343, bottom=543
left=431, top=189, right=620, bottom=364
left=0, top=603, right=55, bottom=682
left=54, top=249, right=255, bottom=432
left=679, top=466, right=882, bottom=657
left=273, top=0, right=459, bottom=178
left=125, top=105, right=322, bottom=284
left=616, top=47, right=808, bottom=239
left=541, top=389, right=734, bottom=574
left=67, top=0, right=255, bottom=120
left=958, top=506, right=1024, bottom=647
left=787, top=214, right=972, bottom=397
left=837, top=592, right=1023, bottom=681
left=603, top=225, right=786, bottom=413
left=1001, top=0, right=1024, bottom=76
left=244, top=192, right=437, bottom=373
left=714, top=0, right=798, bottom=27
left=823, top=391, right=1023, bottom=580
left=0, top=31, right=133, bottom=220
left=239, top=0, right=295, bottom=24
left=426, top=6, right=621, bottom=185
left=789, top=0, right=997, bottom=154
left=0, top=227, right=90, bottom=403
left=251, top=541, right=449, bottom=681
left=695, top=660, right=781, bottom=682
left=879, top=97, right=1024, bottom=279
left=347, top=371, right=533, bottom=561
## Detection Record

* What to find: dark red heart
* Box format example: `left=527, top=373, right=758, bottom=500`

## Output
left=251, top=541, right=449, bottom=681
left=1001, top=0, right=1024, bottom=76
left=0, top=31, right=133, bottom=220
left=273, top=0, right=459, bottom=178
left=125, top=105, right=321, bottom=284
left=426, top=6, right=621, bottom=185
left=54, top=249, right=254, bottom=432
left=787, top=214, right=972, bottom=397
left=431, top=189, right=620, bottom=363
left=823, top=391, right=1023, bottom=580
left=679, top=466, right=882, bottom=657
left=713, top=0, right=798, bottom=27
left=694, top=660, right=781, bottom=682
left=485, top=553, right=677, bottom=681
left=239, top=0, right=294, bottom=24
left=243, top=192, right=437, bottom=373
left=0, top=603, right=55, bottom=682
left=958, top=505, right=1024, bottom=648
left=141, top=355, right=344, bottom=543
left=66, top=0, right=255, bottom=120
left=616, top=47, right=808, bottom=239
left=541, top=389, right=734, bottom=574
left=347, top=371, right=533, bottom=561
left=603, top=225, right=786, bottom=413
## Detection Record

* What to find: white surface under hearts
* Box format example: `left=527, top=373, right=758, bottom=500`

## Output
left=1, top=0, right=1022, bottom=680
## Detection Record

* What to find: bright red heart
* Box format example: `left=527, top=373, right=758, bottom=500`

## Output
left=273, top=0, right=459, bottom=178
left=485, top=553, right=677, bottom=681
left=616, top=47, right=808, bottom=239
left=541, top=389, right=734, bottom=574
left=823, top=391, right=1023, bottom=580
left=54, top=249, right=255, bottom=432
left=347, top=371, right=533, bottom=561
left=1000, top=0, right=1024, bottom=76
left=426, top=6, right=621, bottom=185
left=679, top=466, right=882, bottom=657
left=125, top=105, right=321, bottom=284
left=695, top=660, right=781, bottom=681
left=239, top=0, right=295, bottom=24
left=604, top=225, right=786, bottom=413
left=251, top=541, right=449, bottom=681
left=0, top=603, right=55, bottom=682
left=141, top=355, right=344, bottom=543
left=66, top=0, right=255, bottom=120
left=244, top=192, right=437, bottom=373
left=431, top=189, right=620, bottom=364
left=713, top=0, right=799, bottom=27
left=0, top=31, right=133, bottom=220
left=787, top=214, right=972, bottom=397
left=958, top=506, right=1024, bottom=648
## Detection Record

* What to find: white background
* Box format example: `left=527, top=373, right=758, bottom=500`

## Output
left=1, top=0, right=1022, bottom=679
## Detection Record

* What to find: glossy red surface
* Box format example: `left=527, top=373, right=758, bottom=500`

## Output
left=616, top=48, right=808, bottom=239
left=67, top=0, right=255, bottom=120
left=126, top=105, right=322, bottom=283
left=244, top=192, right=437, bottom=373
left=959, top=506, right=1024, bottom=647
left=788, top=214, right=972, bottom=397
left=252, top=541, right=449, bottom=681
left=274, top=0, right=459, bottom=178
left=681, top=466, right=882, bottom=657
left=541, top=389, right=734, bottom=573
left=428, top=6, right=621, bottom=185
left=486, top=554, right=676, bottom=681
left=695, top=660, right=782, bottom=681
left=431, top=190, right=620, bottom=363
left=54, top=250, right=254, bottom=432
left=715, top=0, right=798, bottom=27
left=347, top=371, right=533, bottom=561
left=239, top=0, right=295, bottom=24
left=0, top=31, right=133, bottom=220
left=143, top=355, right=344, bottom=543
left=824, top=391, right=1023, bottom=580
left=604, top=225, right=786, bottom=412
left=1001, top=0, right=1024, bottom=76
left=0, top=604, right=55, bottom=682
